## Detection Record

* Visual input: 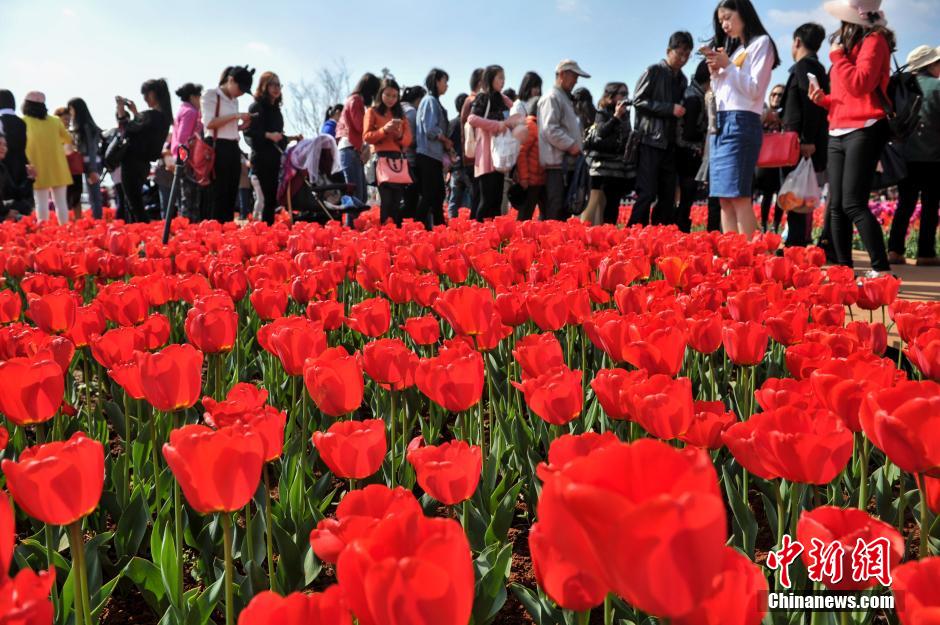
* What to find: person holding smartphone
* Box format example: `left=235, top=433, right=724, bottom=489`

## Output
left=246, top=71, right=289, bottom=225
left=581, top=82, right=633, bottom=225
left=704, top=0, right=780, bottom=236
left=363, top=78, right=413, bottom=226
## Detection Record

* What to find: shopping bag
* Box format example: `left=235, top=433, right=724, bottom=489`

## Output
left=491, top=130, right=520, bottom=174
left=777, top=158, right=820, bottom=215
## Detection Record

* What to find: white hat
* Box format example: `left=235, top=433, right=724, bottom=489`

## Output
left=555, top=60, right=591, bottom=78
left=24, top=91, right=46, bottom=104
left=824, top=0, right=887, bottom=27
left=907, top=45, right=940, bottom=71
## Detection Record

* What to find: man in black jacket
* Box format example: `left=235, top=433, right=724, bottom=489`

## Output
left=0, top=90, right=31, bottom=209
left=781, top=23, right=830, bottom=248
left=675, top=61, right=710, bottom=233
left=628, top=31, right=692, bottom=227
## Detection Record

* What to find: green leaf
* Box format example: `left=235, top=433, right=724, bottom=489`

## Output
left=472, top=543, right=513, bottom=624
left=126, top=557, right=168, bottom=613
left=722, top=464, right=757, bottom=557
left=91, top=570, right=126, bottom=621
left=116, top=490, right=150, bottom=559
left=185, top=576, right=224, bottom=625
left=104, top=400, right=127, bottom=440
left=160, top=525, right=180, bottom=609
left=509, top=583, right=563, bottom=625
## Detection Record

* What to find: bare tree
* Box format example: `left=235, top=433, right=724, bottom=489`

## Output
left=286, top=59, right=352, bottom=137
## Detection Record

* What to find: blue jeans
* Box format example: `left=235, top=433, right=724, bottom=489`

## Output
left=86, top=177, right=103, bottom=219
left=447, top=166, right=472, bottom=218
left=239, top=188, right=253, bottom=220
left=339, top=147, right=366, bottom=226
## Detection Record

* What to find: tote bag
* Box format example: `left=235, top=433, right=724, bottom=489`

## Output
left=376, top=153, right=412, bottom=186
left=757, top=131, right=799, bottom=168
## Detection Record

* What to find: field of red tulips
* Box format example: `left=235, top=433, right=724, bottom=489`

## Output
left=0, top=209, right=938, bottom=625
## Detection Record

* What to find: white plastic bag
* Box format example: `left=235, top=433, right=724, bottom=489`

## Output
left=778, top=157, right=820, bottom=215
left=491, top=130, right=520, bottom=173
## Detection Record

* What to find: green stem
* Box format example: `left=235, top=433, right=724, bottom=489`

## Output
left=244, top=502, right=254, bottom=569
left=150, top=412, right=161, bottom=518
left=576, top=609, right=591, bottom=625
left=858, top=434, right=870, bottom=510
left=221, top=513, right=235, bottom=625
left=264, top=466, right=276, bottom=591
left=791, top=482, right=805, bottom=537
left=67, top=523, right=87, bottom=625
left=390, top=390, right=397, bottom=488
left=299, top=377, right=308, bottom=502
left=172, top=411, right=184, bottom=615
left=83, top=351, right=94, bottom=436
left=841, top=610, right=852, bottom=625
left=918, top=473, right=932, bottom=557
left=36, top=423, right=61, bottom=615
left=122, top=391, right=132, bottom=508
left=604, top=594, right=613, bottom=625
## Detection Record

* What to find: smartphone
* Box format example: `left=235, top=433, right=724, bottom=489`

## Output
left=699, top=45, right=714, bottom=55
left=807, top=73, right=820, bottom=90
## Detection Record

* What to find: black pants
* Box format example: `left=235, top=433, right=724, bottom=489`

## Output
left=542, top=169, right=566, bottom=221
left=630, top=143, right=678, bottom=226
left=415, top=154, right=445, bottom=229
left=676, top=147, right=702, bottom=233
left=209, top=139, right=241, bottom=223
left=378, top=183, right=405, bottom=226
left=180, top=177, right=205, bottom=221
left=67, top=173, right=83, bottom=214
left=889, top=161, right=940, bottom=259
left=828, top=121, right=890, bottom=271
left=755, top=167, right=783, bottom=232
left=707, top=197, right=722, bottom=232
left=120, top=158, right=151, bottom=223
left=476, top=171, right=504, bottom=221
left=591, top=176, right=630, bottom=225
left=253, top=150, right=280, bottom=225
left=517, top=184, right=546, bottom=221
left=402, top=158, right=420, bottom=221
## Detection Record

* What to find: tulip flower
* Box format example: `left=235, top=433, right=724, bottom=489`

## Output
left=89, top=325, right=146, bottom=369
left=26, top=289, right=77, bottom=334
left=627, top=374, right=694, bottom=440
left=237, top=586, right=352, bottom=625
left=893, top=557, right=940, bottom=625
left=590, top=368, right=647, bottom=421
left=686, top=311, right=723, bottom=355
left=722, top=320, right=769, bottom=367
left=0, top=356, right=64, bottom=426
left=401, top=315, right=440, bottom=345
left=250, top=284, right=289, bottom=320
left=304, top=346, right=364, bottom=417
left=361, top=338, right=418, bottom=391
left=184, top=306, right=239, bottom=354
left=809, top=353, right=898, bottom=431
left=415, top=342, right=484, bottom=413
left=337, top=509, right=473, bottom=625
left=856, top=274, right=900, bottom=311
left=0, top=568, right=56, bottom=625
left=679, top=401, right=738, bottom=450
left=513, top=365, right=583, bottom=426
left=512, top=333, right=565, bottom=380
left=267, top=317, right=328, bottom=376
left=906, top=327, right=940, bottom=382
left=312, top=419, right=386, bottom=480
left=96, top=281, right=149, bottom=326
left=406, top=438, right=483, bottom=505
left=672, top=547, right=768, bottom=625
left=138, top=344, right=204, bottom=412
left=0, top=289, right=22, bottom=323
left=785, top=342, right=834, bottom=380
left=432, top=286, right=496, bottom=336
left=345, top=297, right=391, bottom=337
left=306, top=299, right=345, bottom=331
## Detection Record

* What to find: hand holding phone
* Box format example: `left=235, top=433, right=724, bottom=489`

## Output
left=807, top=73, right=820, bottom=91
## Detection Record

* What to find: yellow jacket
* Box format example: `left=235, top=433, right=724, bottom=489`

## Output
left=24, top=115, right=73, bottom=189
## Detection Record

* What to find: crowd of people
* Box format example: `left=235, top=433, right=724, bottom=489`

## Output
left=1, top=0, right=939, bottom=277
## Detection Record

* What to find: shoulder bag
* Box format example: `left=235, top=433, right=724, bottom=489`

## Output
left=187, top=93, right=221, bottom=187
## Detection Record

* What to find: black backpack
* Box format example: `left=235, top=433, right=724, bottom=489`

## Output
left=563, top=154, right=591, bottom=216
left=874, top=54, right=924, bottom=142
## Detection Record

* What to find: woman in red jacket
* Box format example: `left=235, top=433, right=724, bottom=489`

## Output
left=810, top=0, right=893, bottom=276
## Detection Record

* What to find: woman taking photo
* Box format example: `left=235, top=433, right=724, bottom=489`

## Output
left=363, top=78, right=413, bottom=226
left=468, top=65, right=523, bottom=221
left=170, top=83, right=204, bottom=221
left=416, top=68, right=453, bottom=228
left=68, top=97, right=103, bottom=219
left=203, top=66, right=255, bottom=223
left=23, top=91, right=73, bottom=223
left=246, top=71, right=289, bottom=225
left=810, top=0, right=893, bottom=275
left=582, top=82, right=633, bottom=225
left=337, top=73, right=382, bottom=210
left=703, top=0, right=779, bottom=235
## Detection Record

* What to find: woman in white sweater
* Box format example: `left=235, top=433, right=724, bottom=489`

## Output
left=703, top=0, right=780, bottom=235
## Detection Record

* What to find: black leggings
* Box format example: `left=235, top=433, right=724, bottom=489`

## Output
left=253, top=151, right=280, bottom=225
left=476, top=171, right=504, bottom=221
left=209, top=139, right=241, bottom=223
left=120, top=158, right=151, bottom=223
left=378, top=183, right=405, bottom=226
left=415, top=154, right=445, bottom=228
left=827, top=121, right=890, bottom=271
left=889, top=161, right=940, bottom=259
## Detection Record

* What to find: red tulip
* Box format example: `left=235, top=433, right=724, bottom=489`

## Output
left=415, top=342, right=484, bottom=413
left=679, top=401, right=738, bottom=450
left=628, top=374, right=694, bottom=440
left=432, top=286, right=495, bottom=336
left=906, top=328, right=940, bottom=382
left=26, top=290, right=77, bottom=334
left=0, top=356, right=63, bottom=426
left=0, top=492, right=13, bottom=577
left=109, top=359, right=146, bottom=400
left=764, top=304, right=808, bottom=346
left=138, top=344, right=204, bottom=412
left=1, top=432, right=104, bottom=525
left=533, top=438, right=726, bottom=617
left=657, top=256, right=690, bottom=289
left=89, top=325, right=146, bottom=369
left=494, top=288, right=529, bottom=327
left=0, top=568, right=56, bottom=625
left=785, top=342, right=833, bottom=380
left=512, top=333, right=564, bottom=380
left=361, top=339, right=418, bottom=391
left=856, top=274, right=900, bottom=311
left=860, top=380, right=940, bottom=476
left=590, top=368, right=647, bottom=421
left=406, top=437, right=482, bottom=505
left=672, top=546, right=768, bottom=625
left=686, top=311, right=723, bottom=355
left=727, top=287, right=767, bottom=323
left=65, top=303, right=106, bottom=348
left=755, top=377, right=819, bottom=412
left=250, top=284, right=289, bottom=320
left=722, top=321, right=769, bottom=367
left=345, top=297, right=391, bottom=337
left=526, top=287, right=569, bottom=332
left=620, top=324, right=687, bottom=377
left=722, top=407, right=853, bottom=484
left=513, top=365, right=583, bottom=426
left=138, top=313, right=171, bottom=350
left=267, top=317, right=328, bottom=376
left=202, top=382, right=269, bottom=421
left=0, top=290, right=22, bottom=324
left=797, top=506, right=904, bottom=591
left=534, top=431, right=621, bottom=480
left=96, top=281, right=149, bottom=326
left=306, top=300, right=345, bottom=331
left=304, top=347, right=364, bottom=417
left=184, top=306, right=239, bottom=354
left=337, top=509, right=473, bottom=625
left=237, top=587, right=351, bottom=625
left=892, top=557, right=940, bottom=625
left=310, top=485, right=421, bottom=564
left=163, top=423, right=264, bottom=514
left=810, top=353, right=898, bottom=431
left=312, top=419, right=386, bottom=479
left=401, top=315, right=440, bottom=345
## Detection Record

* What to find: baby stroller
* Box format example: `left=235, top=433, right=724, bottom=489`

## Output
left=277, top=135, right=368, bottom=224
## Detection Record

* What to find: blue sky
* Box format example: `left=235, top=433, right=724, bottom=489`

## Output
left=1, top=0, right=936, bottom=133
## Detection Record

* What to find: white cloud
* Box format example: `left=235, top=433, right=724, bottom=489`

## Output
left=767, top=6, right=837, bottom=30
left=246, top=41, right=272, bottom=55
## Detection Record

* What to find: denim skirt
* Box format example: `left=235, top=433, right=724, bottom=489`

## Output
left=709, top=111, right=763, bottom=198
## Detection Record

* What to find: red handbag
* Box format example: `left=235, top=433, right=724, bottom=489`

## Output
left=66, top=150, right=85, bottom=176
left=187, top=95, right=221, bottom=187
left=757, top=131, right=800, bottom=168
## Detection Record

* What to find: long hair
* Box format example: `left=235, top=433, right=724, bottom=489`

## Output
left=831, top=21, right=896, bottom=53
left=424, top=68, right=449, bottom=99
left=254, top=71, right=283, bottom=107
left=67, top=97, right=100, bottom=134
left=324, top=103, right=343, bottom=122
left=22, top=100, right=47, bottom=120
left=472, top=65, right=507, bottom=119
left=219, top=66, right=256, bottom=94
left=373, top=78, right=404, bottom=119
left=402, top=86, right=426, bottom=106
left=518, top=72, right=543, bottom=102
left=142, top=78, right=173, bottom=118
left=572, top=87, right=596, bottom=129
left=598, top=82, right=628, bottom=110
left=469, top=68, right=484, bottom=92
left=0, top=90, right=14, bottom=110
left=352, top=73, right=382, bottom=106
left=711, top=0, right=781, bottom=69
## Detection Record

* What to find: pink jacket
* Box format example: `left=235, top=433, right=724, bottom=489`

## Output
left=468, top=94, right=524, bottom=177
left=336, top=94, right=366, bottom=150
left=171, top=102, right=203, bottom=155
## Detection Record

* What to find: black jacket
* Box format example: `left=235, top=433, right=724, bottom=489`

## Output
left=0, top=160, right=30, bottom=219
left=1, top=113, right=29, bottom=186
left=677, top=82, right=707, bottom=153
left=782, top=54, right=829, bottom=171
left=584, top=107, right=632, bottom=179
left=633, top=60, right=687, bottom=149
left=123, top=109, right=171, bottom=163
left=245, top=99, right=287, bottom=164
